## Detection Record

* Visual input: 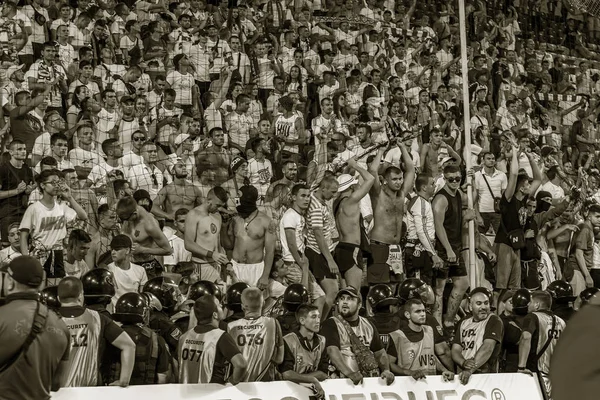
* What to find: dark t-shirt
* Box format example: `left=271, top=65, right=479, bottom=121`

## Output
left=387, top=321, right=446, bottom=359
left=280, top=331, right=329, bottom=374
left=9, top=112, right=44, bottom=154
left=0, top=162, right=34, bottom=217
left=495, top=194, right=527, bottom=246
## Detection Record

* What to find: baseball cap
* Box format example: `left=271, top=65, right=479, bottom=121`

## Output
left=120, top=95, right=135, bottom=104
left=230, top=156, right=246, bottom=173
left=5, top=64, right=24, bottom=79
left=337, top=174, right=358, bottom=192
left=2, top=256, right=44, bottom=288
left=110, top=234, right=132, bottom=250
left=440, top=156, right=455, bottom=165
left=336, top=286, right=362, bottom=302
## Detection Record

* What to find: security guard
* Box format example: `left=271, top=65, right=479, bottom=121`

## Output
left=40, top=286, right=61, bottom=312
left=547, top=280, right=576, bottom=322
left=278, top=284, right=310, bottom=336
left=367, top=284, right=401, bottom=351
left=82, top=269, right=116, bottom=319
left=500, top=289, right=528, bottom=372
left=223, top=282, right=250, bottom=324
left=111, top=292, right=170, bottom=384
left=518, top=290, right=566, bottom=396
left=143, top=276, right=184, bottom=353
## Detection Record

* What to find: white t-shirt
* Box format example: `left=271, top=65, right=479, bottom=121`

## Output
left=20, top=200, right=77, bottom=249
left=107, top=262, right=148, bottom=310
left=166, top=70, right=195, bottom=106
left=162, top=227, right=192, bottom=268
left=280, top=208, right=306, bottom=262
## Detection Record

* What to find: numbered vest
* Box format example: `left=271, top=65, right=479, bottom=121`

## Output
left=330, top=316, right=375, bottom=377
left=389, top=326, right=436, bottom=375
left=62, top=308, right=102, bottom=387
left=227, top=316, right=278, bottom=382
left=283, top=332, right=326, bottom=374
left=178, top=327, right=225, bottom=384
left=457, top=315, right=493, bottom=362
left=533, top=311, right=566, bottom=374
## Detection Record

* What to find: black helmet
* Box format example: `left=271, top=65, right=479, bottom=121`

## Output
left=579, top=287, right=599, bottom=307
left=397, top=278, right=426, bottom=304
left=367, top=284, right=398, bottom=310
left=512, top=289, right=531, bottom=315
left=188, top=280, right=221, bottom=302
left=40, top=286, right=61, bottom=310
left=143, top=276, right=180, bottom=312
left=283, top=284, right=309, bottom=312
left=225, top=282, right=250, bottom=312
left=82, top=269, right=116, bottom=304
left=547, top=280, right=576, bottom=303
left=113, top=292, right=148, bottom=324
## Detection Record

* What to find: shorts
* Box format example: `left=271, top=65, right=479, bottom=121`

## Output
left=230, top=259, right=265, bottom=287
left=404, top=242, right=434, bottom=286
left=306, top=247, right=336, bottom=281
left=192, top=259, right=222, bottom=283
left=495, top=243, right=521, bottom=289
left=284, top=261, right=326, bottom=299
left=138, top=258, right=164, bottom=280
left=434, top=248, right=468, bottom=280
left=367, top=241, right=392, bottom=284
left=333, top=242, right=362, bottom=275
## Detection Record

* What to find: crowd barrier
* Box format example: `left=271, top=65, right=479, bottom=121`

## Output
left=51, top=374, right=546, bottom=400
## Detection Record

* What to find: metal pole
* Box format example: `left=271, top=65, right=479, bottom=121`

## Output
left=457, top=0, right=478, bottom=287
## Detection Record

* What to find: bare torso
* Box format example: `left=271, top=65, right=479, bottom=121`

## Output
left=190, top=207, right=222, bottom=263
left=336, top=196, right=361, bottom=245
left=232, top=212, right=269, bottom=264
left=162, top=183, right=202, bottom=215
left=122, top=214, right=159, bottom=262
left=370, top=188, right=404, bottom=244
left=424, top=144, right=440, bottom=177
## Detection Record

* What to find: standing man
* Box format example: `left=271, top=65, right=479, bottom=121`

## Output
left=223, top=185, right=276, bottom=289
left=368, top=142, right=416, bottom=284
left=0, top=140, right=35, bottom=248
left=451, top=288, right=504, bottom=385
left=432, top=165, right=475, bottom=329
left=126, top=141, right=165, bottom=201
left=388, top=298, right=455, bottom=380
left=280, top=304, right=328, bottom=399
left=517, top=290, right=566, bottom=395
left=334, top=158, right=375, bottom=290
left=495, top=138, right=542, bottom=300
left=227, top=287, right=285, bottom=382
left=0, top=256, right=70, bottom=399
left=195, top=127, right=231, bottom=186
left=474, top=152, right=507, bottom=235
left=184, top=187, right=230, bottom=283
left=116, top=196, right=173, bottom=279
left=320, top=287, right=395, bottom=385
left=57, top=276, right=135, bottom=387
left=266, top=161, right=298, bottom=202
left=151, top=160, right=203, bottom=221
left=178, top=294, right=247, bottom=384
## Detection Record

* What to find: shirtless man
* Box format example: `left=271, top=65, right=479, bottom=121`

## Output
left=115, top=196, right=173, bottom=279
left=222, top=156, right=249, bottom=210
left=419, top=128, right=462, bottom=178
left=86, top=203, right=120, bottom=268
left=265, top=161, right=298, bottom=202
left=152, top=160, right=203, bottom=221
left=195, top=127, right=231, bottom=185
left=223, top=185, right=276, bottom=290
left=368, top=141, right=415, bottom=284
left=333, top=158, right=374, bottom=290
left=184, top=186, right=230, bottom=283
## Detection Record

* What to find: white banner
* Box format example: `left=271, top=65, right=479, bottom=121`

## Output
left=51, top=374, right=545, bottom=400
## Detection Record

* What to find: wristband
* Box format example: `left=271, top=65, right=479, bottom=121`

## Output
left=207, top=250, right=214, bottom=259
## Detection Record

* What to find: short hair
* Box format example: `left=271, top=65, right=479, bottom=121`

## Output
left=533, top=290, right=552, bottom=309
left=589, top=204, right=600, bottom=214
left=43, top=110, right=61, bottom=125
left=404, top=298, right=424, bottom=315
left=37, top=168, right=61, bottom=186
left=50, top=133, right=68, bottom=146
left=296, top=304, right=319, bottom=322
left=58, top=276, right=83, bottom=303
left=102, top=89, right=116, bottom=99
left=174, top=207, right=189, bottom=219
left=102, top=139, right=119, bottom=155
left=236, top=93, right=250, bottom=105
left=251, top=137, right=264, bottom=154
left=194, top=294, right=218, bottom=324
left=272, top=183, right=289, bottom=198
left=98, top=203, right=111, bottom=217
left=8, top=139, right=25, bottom=149
left=69, top=229, right=92, bottom=246
left=116, top=196, right=138, bottom=217
left=208, top=127, right=224, bottom=137
left=76, top=121, right=94, bottom=134
left=357, top=123, right=372, bottom=135
left=113, top=179, right=129, bottom=194
left=40, top=156, right=58, bottom=167
left=209, top=186, right=228, bottom=205
left=164, top=88, right=176, bottom=98
left=415, top=173, right=433, bottom=192
left=291, top=183, right=309, bottom=196
left=241, top=287, right=263, bottom=312
left=384, top=165, right=402, bottom=179
left=319, top=175, right=338, bottom=189
left=443, top=164, right=461, bottom=175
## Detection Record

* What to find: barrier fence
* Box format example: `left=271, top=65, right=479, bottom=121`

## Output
left=51, top=374, right=546, bottom=400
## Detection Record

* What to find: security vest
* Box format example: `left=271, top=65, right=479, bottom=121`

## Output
left=115, top=324, right=159, bottom=385
left=62, top=308, right=102, bottom=387
left=389, top=325, right=436, bottom=375
left=532, top=311, right=566, bottom=374
left=178, top=327, right=225, bottom=384
left=329, top=316, right=376, bottom=377
left=282, top=332, right=326, bottom=374
left=227, top=316, right=278, bottom=382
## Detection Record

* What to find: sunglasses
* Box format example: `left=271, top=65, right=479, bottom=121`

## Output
left=133, top=137, right=145, bottom=142
left=446, top=177, right=461, bottom=183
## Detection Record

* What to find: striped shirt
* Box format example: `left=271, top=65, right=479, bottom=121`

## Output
left=306, top=193, right=336, bottom=254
